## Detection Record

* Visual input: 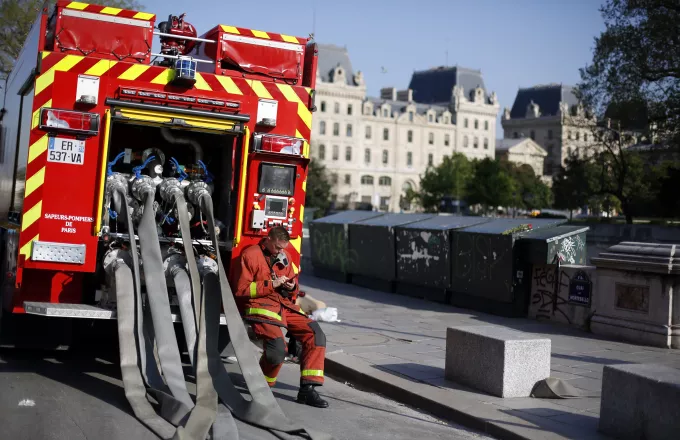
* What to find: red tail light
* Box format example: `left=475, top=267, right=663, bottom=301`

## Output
left=253, top=133, right=304, bottom=156
left=39, top=108, right=100, bottom=136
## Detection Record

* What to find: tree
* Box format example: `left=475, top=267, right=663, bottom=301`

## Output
left=466, top=158, right=517, bottom=215
left=304, top=159, right=332, bottom=218
left=1, top=0, right=142, bottom=78
left=552, top=155, right=597, bottom=220
left=410, top=153, right=473, bottom=212
left=501, top=161, right=553, bottom=211
left=577, top=0, right=680, bottom=149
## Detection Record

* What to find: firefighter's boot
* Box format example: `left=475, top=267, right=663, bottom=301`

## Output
left=296, top=384, right=329, bottom=408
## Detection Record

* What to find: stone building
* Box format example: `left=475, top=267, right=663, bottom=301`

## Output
left=495, top=138, right=548, bottom=178
left=311, top=44, right=500, bottom=212
left=501, top=84, right=595, bottom=176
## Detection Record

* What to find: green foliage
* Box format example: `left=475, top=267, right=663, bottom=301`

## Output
left=577, top=0, right=680, bottom=149
left=305, top=159, right=332, bottom=218
left=1, top=0, right=143, bottom=78
left=411, top=153, right=473, bottom=212
left=466, top=158, right=517, bottom=214
left=502, top=161, right=553, bottom=210
left=552, top=155, right=597, bottom=215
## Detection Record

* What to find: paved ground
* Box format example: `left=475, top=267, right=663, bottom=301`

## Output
left=0, top=343, right=492, bottom=440
left=300, top=274, right=680, bottom=440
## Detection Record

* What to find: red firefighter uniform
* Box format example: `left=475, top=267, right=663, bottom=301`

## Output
left=231, top=240, right=326, bottom=387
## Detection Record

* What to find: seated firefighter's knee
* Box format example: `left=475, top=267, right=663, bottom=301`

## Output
left=264, top=337, right=286, bottom=365
left=307, top=321, right=326, bottom=347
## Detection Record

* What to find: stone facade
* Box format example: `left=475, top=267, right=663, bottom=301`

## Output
left=311, top=44, right=500, bottom=212
left=501, top=84, right=596, bottom=176
left=495, top=138, right=547, bottom=177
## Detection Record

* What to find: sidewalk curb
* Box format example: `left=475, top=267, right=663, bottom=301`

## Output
left=324, top=353, right=532, bottom=440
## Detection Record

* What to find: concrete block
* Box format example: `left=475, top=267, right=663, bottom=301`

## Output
left=600, top=363, right=680, bottom=440
left=445, top=325, right=551, bottom=397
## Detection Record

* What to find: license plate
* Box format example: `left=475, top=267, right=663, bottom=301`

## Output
left=47, top=137, right=85, bottom=165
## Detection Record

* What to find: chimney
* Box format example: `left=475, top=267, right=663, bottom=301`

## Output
left=396, top=89, right=413, bottom=102
left=380, top=87, right=397, bottom=101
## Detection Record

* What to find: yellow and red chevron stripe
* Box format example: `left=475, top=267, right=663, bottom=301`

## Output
left=64, top=1, right=155, bottom=21
left=219, top=25, right=306, bottom=45
left=18, top=51, right=315, bottom=259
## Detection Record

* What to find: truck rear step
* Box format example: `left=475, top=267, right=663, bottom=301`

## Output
left=23, top=301, right=228, bottom=325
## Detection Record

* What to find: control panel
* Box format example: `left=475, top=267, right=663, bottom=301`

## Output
left=251, top=193, right=295, bottom=234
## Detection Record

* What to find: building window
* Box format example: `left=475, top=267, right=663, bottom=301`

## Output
left=409, top=112, right=414, bottom=122
left=464, top=118, right=469, bottom=128
left=364, top=148, right=370, bottom=164
left=320, top=101, right=327, bottom=112
left=484, top=121, right=489, bottom=131
left=513, top=132, right=519, bottom=139
left=365, top=126, right=372, bottom=139
left=344, top=174, right=351, bottom=184
left=334, top=102, right=340, bottom=114
left=428, top=153, right=433, bottom=166
left=347, top=104, right=352, bottom=115
left=575, top=131, right=580, bottom=141
left=428, top=132, right=434, bottom=145
left=428, top=114, right=434, bottom=123
left=332, top=145, right=339, bottom=160
left=345, top=146, right=352, bottom=161
left=567, top=147, right=573, bottom=156
left=361, top=175, right=374, bottom=185
left=406, top=152, right=413, bottom=167
left=319, top=144, right=326, bottom=160
left=407, top=130, right=413, bottom=143
left=379, top=176, right=392, bottom=186
left=382, top=150, right=388, bottom=164
left=380, top=197, right=389, bottom=210
left=584, top=133, right=589, bottom=142
left=530, top=130, right=535, bottom=140
left=473, top=137, right=479, bottom=148
left=568, top=131, right=572, bottom=140
left=444, top=116, right=449, bottom=124
left=320, top=121, right=326, bottom=135
left=333, top=123, right=339, bottom=136
left=331, top=173, right=338, bottom=184
left=463, top=136, right=469, bottom=148
left=484, top=138, right=489, bottom=149
left=444, top=134, right=450, bottom=146
left=474, top=119, right=479, bottom=129
left=383, top=108, right=389, bottom=117
left=548, top=129, right=553, bottom=140
left=346, top=124, right=353, bottom=137
left=383, top=128, right=389, bottom=141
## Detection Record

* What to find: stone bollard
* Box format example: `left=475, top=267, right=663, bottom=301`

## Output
left=600, top=363, right=680, bottom=439
left=445, top=325, right=551, bottom=397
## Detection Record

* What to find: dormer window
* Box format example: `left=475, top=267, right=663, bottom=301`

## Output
left=443, top=116, right=449, bottom=124
left=428, top=114, right=434, bottom=123
left=383, top=108, right=389, bottom=118
left=409, top=112, right=414, bottom=122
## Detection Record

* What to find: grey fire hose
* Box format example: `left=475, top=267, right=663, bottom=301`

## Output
left=109, top=185, right=177, bottom=439
left=197, top=192, right=333, bottom=440
left=167, top=261, right=196, bottom=366
left=134, top=177, right=195, bottom=414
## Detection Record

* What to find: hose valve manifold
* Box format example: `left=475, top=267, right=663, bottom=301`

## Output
left=131, top=175, right=156, bottom=202
left=185, top=181, right=211, bottom=205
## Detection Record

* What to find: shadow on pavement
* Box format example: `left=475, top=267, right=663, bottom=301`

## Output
left=498, top=408, right=600, bottom=437
left=0, top=347, right=135, bottom=416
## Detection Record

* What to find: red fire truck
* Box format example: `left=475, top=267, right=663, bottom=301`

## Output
left=0, top=1, right=320, bottom=438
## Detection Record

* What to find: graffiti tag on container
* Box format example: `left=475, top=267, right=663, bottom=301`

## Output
left=312, top=228, right=358, bottom=272
left=530, top=264, right=572, bottom=323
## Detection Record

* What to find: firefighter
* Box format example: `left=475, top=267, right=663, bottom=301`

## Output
left=231, top=226, right=329, bottom=408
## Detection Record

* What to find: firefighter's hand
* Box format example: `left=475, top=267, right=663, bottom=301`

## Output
left=283, top=280, right=296, bottom=291
left=272, top=276, right=288, bottom=289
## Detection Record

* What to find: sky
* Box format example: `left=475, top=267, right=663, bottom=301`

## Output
left=141, top=0, right=606, bottom=135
